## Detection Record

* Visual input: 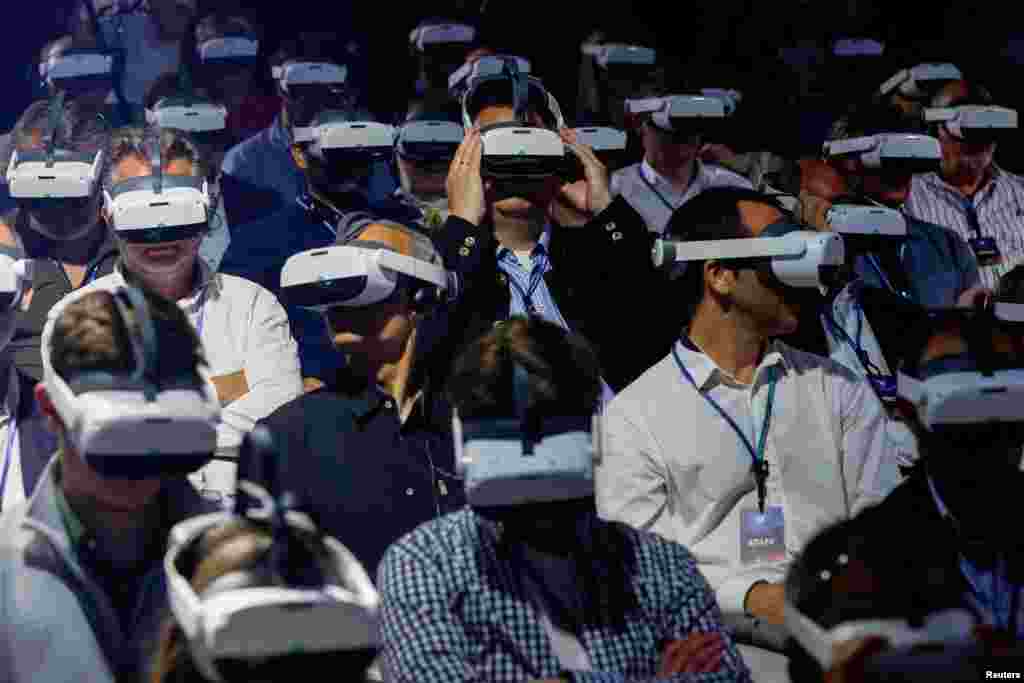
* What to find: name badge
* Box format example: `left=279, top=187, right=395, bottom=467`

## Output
left=740, top=506, right=786, bottom=565
left=968, top=237, right=1003, bottom=267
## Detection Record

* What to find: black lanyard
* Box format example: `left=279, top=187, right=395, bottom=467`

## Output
left=637, top=168, right=679, bottom=215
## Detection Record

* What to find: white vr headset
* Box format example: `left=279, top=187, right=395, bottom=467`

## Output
left=826, top=204, right=908, bottom=239
left=652, top=226, right=846, bottom=292
left=166, top=504, right=380, bottom=682
left=292, top=120, right=396, bottom=162
left=6, top=146, right=104, bottom=200
left=571, top=126, right=627, bottom=154
left=701, top=88, right=743, bottom=115
left=41, top=285, right=220, bottom=479
left=879, top=62, right=962, bottom=99
left=280, top=244, right=451, bottom=312
left=394, top=120, right=464, bottom=162
left=625, top=95, right=728, bottom=134
left=103, top=143, right=211, bottom=244
left=409, top=22, right=475, bottom=51
left=197, top=36, right=259, bottom=64
left=145, top=97, right=228, bottom=133
left=924, top=105, right=1019, bottom=140
left=785, top=602, right=975, bottom=671
left=448, top=54, right=531, bottom=98
left=272, top=61, right=348, bottom=95
left=453, top=362, right=602, bottom=507
left=0, top=247, right=33, bottom=312
left=39, top=51, right=114, bottom=85
left=823, top=133, right=942, bottom=171
left=579, top=42, right=657, bottom=68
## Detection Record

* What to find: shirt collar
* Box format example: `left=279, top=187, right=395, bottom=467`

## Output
left=641, top=158, right=704, bottom=192
left=922, top=164, right=1004, bottom=201
left=675, top=336, right=787, bottom=392
left=496, top=223, right=553, bottom=260
left=0, top=364, right=18, bottom=423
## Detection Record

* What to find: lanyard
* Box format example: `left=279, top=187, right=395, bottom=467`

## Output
left=0, top=417, right=18, bottom=508
left=864, top=252, right=910, bottom=300
left=962, top=555, right=1020, bottom=635
left=961, top=197, right=984, bottom=239
left=671, top=341, right=777, bottom=513
left=637, top=168, right=679, bottom=215
left=194, top=285, right=209, bottom=338
left=503, top=250, right=549, bottom=316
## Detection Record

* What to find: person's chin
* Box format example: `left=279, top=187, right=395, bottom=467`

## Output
left=97, top=480, right=161, bottom=511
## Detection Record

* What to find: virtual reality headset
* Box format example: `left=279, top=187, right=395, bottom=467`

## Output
left=166, top=503, right=379, bottom=682
left=394, top=120, right=463, bottom=164
left=785, top=600, right=975, bottom=671
left=145, top=96, right=228, bottom=134
left=823, top=133, right=942, bottom=174
left=580, top=42, right=657, bottom=69
left=41, top=285, right=220, bottom=479
left=449, top=54, right=531, bottom=99
left=39, top=49, right=114, bottom=90
left=409, top=21, right=476, bottom=52
left=924, top=105, right=1018, bottom=144
left=280, top=243, right=451, bottom=312
left=453, top=362, right=601, bottom=507
left=826, top=204, right=908, bottom=239
left=625, top=95, right=729, bottom=140
left=293, top=119, right=396, bottom=166
left=272, top=61, right=348, bottom=99
left=104, top=160, right=211, bottom=244
left=879, top=63, right=962, bottom=100
left=652, top=223, right=846, bottom=292
left=7, top=146, right=104, bottom=200
left=197, top=35, right=259, bottom=66
left=0, top=246, right=33, bottom=311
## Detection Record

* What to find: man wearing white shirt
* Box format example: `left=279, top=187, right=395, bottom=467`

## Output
left=71, top=126, right=302, bottom=504
left=611, top=100, right=752, bottom=234
left=595, top=188, right=900, bottom=680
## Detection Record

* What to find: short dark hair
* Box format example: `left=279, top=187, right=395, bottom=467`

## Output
left=103, top=125, right=209, bottom=194
left=931, top=80, right=994, bottom=109
left=50, top=283, right=206, bottom=382
left=829, top=99, right=922, bottom=141
left=144, top=72, right=217, bottom=111
left=997, top=265, right=1024, bottom=304
left=447, top=316, right=602, bottom=420
left=664, top=187, right=788, bottom=323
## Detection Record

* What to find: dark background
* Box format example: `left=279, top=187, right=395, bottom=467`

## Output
left=3, top=2, right=1021, bottom=137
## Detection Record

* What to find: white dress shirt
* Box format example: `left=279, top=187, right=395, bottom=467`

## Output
left=81, top=263, right=304, bottom=503
left=595, top=339, right=897, bottom=616
left=610, top=159, right=753, bottom=234
left=905, top=166, right=1024, bottom=289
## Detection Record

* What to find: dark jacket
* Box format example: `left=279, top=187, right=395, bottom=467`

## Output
left=423, top=196, right=672, bottom=393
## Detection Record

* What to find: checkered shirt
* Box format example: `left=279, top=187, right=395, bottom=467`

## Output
left=377, top=507, right=752, bottom=682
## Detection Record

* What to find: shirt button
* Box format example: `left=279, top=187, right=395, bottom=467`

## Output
left=384, top=400, right=393, bottom=409
left=405, top=488, right=415, bottom=496
left=612, top=231, right=623, bottom=241
left=458, top=247, right=470, bottom=257
left=464, top=236, right=476, bottom=246
left=605, top=221, right=617, bottom=231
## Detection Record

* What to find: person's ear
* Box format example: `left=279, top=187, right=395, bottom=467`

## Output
left=290, top=145, right=308, bottom=170
left=705, top=260, right=737, bottom=297
left=34, top=383, right=63, bottom=434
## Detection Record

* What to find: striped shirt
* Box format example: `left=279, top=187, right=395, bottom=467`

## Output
left=904, top=166, right=1024, bottom=289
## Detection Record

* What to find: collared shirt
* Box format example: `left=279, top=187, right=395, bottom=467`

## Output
left=927, top=476, right=1024, bottom=636
left=905, top=166, right=1024, bottom=289
left=596, top=339, right=896, bottom=616
left=378, top=507, right=752, bottom=683
left=261, top=371, right=465, bottom=574
left=94, top=9, right=179, bottom=107
left=75, top=262, right=304, bottom=505
left=495, top=228, right=615, bottom=404
left=610, top=159, right=753, bottom=234
left=0, top=368, right=56, bottom=514
left=198, top=178, right=231, bottom=273
left=0, top=367, right=24, bottom=512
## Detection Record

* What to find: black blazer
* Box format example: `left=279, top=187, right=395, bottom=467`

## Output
left=421, top=197, right=677, bottom=393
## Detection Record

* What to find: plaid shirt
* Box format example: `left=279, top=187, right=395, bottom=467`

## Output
left=905, top=166, right=1024, bottom=289
left=378, top=507, right=752, bottom=683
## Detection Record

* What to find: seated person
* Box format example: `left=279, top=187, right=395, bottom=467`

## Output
left=74, top=125, right=302, bottom=504
left=0, top=283, right=219, bottom=683
left=392, top=102, right=464, bottom=231
left=378, top=316, right=752, bottom=682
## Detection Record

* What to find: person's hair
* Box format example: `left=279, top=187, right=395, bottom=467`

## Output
left=447, top=316, right=602, bottom=420
left=8, top=98, right=110, bottom=162
left=828, top=99, right=921, bottom=141
left=151, top=519, right=376, bottom=683
left=49, top=284, right=205, bottom=381
left=664, top=187, right=788, bottom=324
left=931, top=80, right=994, bottom=109
left=345, top=219, right=442, bottom=262
left=144, top=72, right=218, bottom=111
left=39, top=35, right=76, bottom=65
left=103, top=125, right=209, bottom=193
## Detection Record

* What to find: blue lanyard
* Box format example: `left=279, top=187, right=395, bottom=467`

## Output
left=864, top=253, right=910, bottom=300
left=194, top=286, right=209, bottom=338
left=503, top=250, right=549, bottom=315
left=962, top=556, right=1019, bottom=634
left=637, top=167, right=679, bottom=214
left=0, top=416, right=18, bottom=507
left=671, top=341, right=777, bottom=513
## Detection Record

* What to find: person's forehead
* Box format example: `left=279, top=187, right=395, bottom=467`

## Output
left=112, top=154, right=193, bottom=183
left=738, top=200, right=784, bottom=236
left=476, top=104, right=544, bottom=128
left=355, top=223, right=414, bottom=256
left=921, top=325, right=1019, bottom=362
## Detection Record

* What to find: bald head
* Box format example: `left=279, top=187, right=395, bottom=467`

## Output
left=353, top=222, right=417, bottom=258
